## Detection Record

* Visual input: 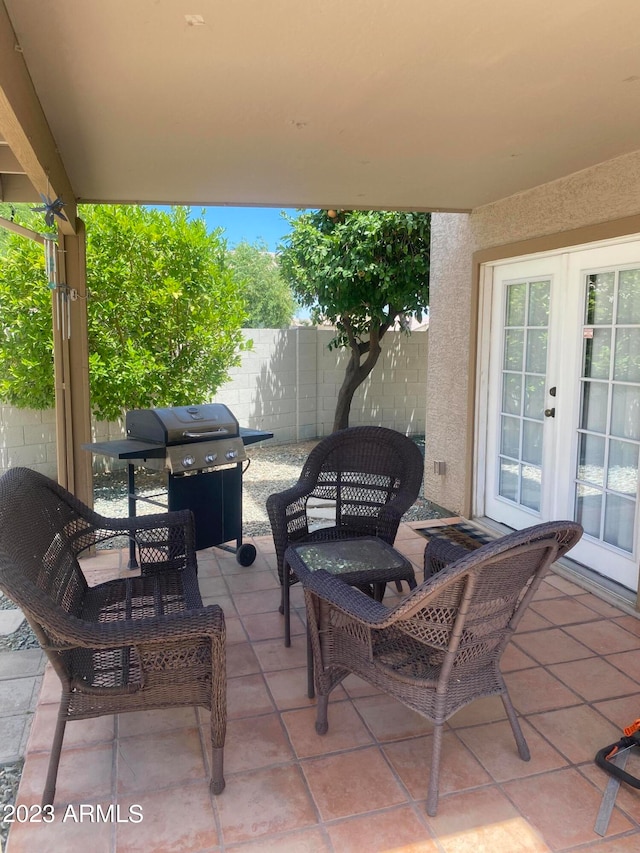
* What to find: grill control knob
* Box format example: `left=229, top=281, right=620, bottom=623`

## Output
left=226, top=450, right=238, bottom=460
left=182, top=455, right=195, bottom=468
left=204, top=453, right=218, bottom=464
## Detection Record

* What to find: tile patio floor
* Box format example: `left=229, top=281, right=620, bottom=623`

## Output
left=6, top=519, right=640, bottom=852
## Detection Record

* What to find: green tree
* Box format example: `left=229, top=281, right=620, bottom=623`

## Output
left=0, top=204, right=249, bottom=420
left=229, top=240, right=297, bottom=328
left=279, top=209, right=430, bottom=431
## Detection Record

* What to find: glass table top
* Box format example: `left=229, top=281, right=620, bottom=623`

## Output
left=292, top=537, right=408, bottom=576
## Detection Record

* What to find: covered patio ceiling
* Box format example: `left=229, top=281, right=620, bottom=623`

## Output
left=2, top=0, right=640, bottom=219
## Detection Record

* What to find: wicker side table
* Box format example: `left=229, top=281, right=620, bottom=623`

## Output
left=284, top=536, right=417, bottom=697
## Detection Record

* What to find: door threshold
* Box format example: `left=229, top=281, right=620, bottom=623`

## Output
left=475, top=516, right=639, bottom=617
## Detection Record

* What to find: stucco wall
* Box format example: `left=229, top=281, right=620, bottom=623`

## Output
left=1, top=327, right=427, bottom=478
left=427, top=148, right=640, bottom=515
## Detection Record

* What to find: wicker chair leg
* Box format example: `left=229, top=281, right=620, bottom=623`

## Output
left=315, top=694, right=329, bottom=735
left=501, top=690, right=530, bottom=761
left=426, top=722, right=444, bottom=816
left=210, top=747, right=225, bottom=794
left=42, top=710, right=67, bottom=807
left=283, top=571, right=291, bottom=647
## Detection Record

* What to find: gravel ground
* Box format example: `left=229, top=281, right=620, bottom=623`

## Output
left=0, top=437, right=447, bottom=831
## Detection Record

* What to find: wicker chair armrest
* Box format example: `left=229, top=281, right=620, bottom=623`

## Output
left=267, top=481, right=316, bottom=521
left=50, top=604, right=225, bottom=649
left=423, top=536, right=472, bottom=579
left=298, top=568, right=391, bottom=625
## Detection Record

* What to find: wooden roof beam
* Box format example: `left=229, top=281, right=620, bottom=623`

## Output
left=0, top=1, right=76, bottom=234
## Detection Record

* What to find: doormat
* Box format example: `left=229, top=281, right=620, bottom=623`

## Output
left=415, top=521, right=497, bottom=551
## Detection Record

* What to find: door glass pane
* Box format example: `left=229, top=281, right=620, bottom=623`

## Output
left=580, top=381, right=609, bottom=433
left=585, top=272, right=615, bottom=325
left=578, top=433, right=605, bottom=485
left=575, top=266, right=639, bottom=559
left=528, top=281, right=550, bottom=326
left=614, top=328, right=640, bottom=382
left=575, top=484, right=602, bottom=539
left=524, top=375, right=545, bottom=419
left=607, top=440, right=638, bottom=496
left=500, top=416, right=520, bottom=458
left=583, top=329, right=611, bottom=378
left=502, top=374, right=522, bottom=415
left=604, top=494, right=635, bottom=552
left=506, top=283, right=526, bottom=326
left=617, top=268, right=640, bottom=324
left=525, top=329, right=548, bottom=373
left=522, top=421, right=543, bottom=465
left=499, top=459, right=518, bottom=501
left=504, top=329, right=524, bottom=370
left=521, top=466, right=541, bottom=511
left=611, top=385, right=640, bottom=440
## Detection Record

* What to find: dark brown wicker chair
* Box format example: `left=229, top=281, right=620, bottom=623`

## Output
left=266, top=426, right=424, bottom=645
left=297, top=520, right=583, bottom=815
left=0, top=467, right=226, bottom=806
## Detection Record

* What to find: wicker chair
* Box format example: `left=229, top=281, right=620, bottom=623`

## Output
left=0, top=467, right=226, bottom=806
left=266, top=426, right=424, bottom=645
left=298, top=520, right=583, bottom=815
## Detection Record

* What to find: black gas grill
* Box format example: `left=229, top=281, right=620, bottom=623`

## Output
left=84, top=404, right=272, bottom=566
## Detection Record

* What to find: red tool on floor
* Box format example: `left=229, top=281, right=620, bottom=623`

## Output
left=594, top=718, right=640, bottom=836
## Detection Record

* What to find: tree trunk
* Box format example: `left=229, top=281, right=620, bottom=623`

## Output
left=332, top=335, right=383, bottom=432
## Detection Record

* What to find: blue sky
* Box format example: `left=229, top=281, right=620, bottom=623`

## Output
left=202, top=206, right=301, bottom=252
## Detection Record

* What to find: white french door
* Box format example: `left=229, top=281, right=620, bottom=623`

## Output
left=482, top=242, right=640, bottom=592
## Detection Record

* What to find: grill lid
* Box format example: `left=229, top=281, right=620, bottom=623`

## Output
left=126, top=404, right=239, bottom=445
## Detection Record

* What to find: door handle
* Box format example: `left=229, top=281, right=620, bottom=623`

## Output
left=544, top=408, right=556, bottom=418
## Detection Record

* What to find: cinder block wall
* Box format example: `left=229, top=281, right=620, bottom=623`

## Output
left=0, top=327, right=427, bottom=477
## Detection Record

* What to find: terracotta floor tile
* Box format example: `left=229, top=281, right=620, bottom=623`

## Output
left=26, top=703, right=114, bottom=753
left=593, top=693, right=640, bottom=730
left=232, top=589, right=281, bottom=616
left=565, top=620, right=639, bottom=654
left=526, top=705, right=620, bottom=763
left=115, top=783, right=219, bottom=852
left=427, top=785, right=550, bottom=852
left=282, top=700, right=373, bottom=757
left=513, top=627, right=594, bottom=664
left=226, top=641, right=262, bottom=676
left=530, top=596, right=601, bottom=626
left=613, top=615, right=640, bottom=637
left=573, top=834, right=640, bottom=852
left=503, top=668, right=581, bottom=714
left=447, top=695, right=507, bottom=728
left=500, top=643, right=537, bottom=672
left=225, top=827, right=332, bottom=852
left=606, top=649, right=640, bottom=682
left=225, top=569, right=279, bottom=594
left=532, top=580, right=564, bottom=601
left=326, top=805, right=437, bottom=852
left=302, top=746, right=407, bottom=820
left=224, top=615, right=249, bottom=645
left=545, top=574, right=589, bottom=595
left=576, top=592, right=631, bottom=618
left=197, top=575, right=230, bottom=598
left=353, top=693, right=433, bottom=741
left=549, top=656, right=640, bottom=702
left=456, top=718, right=567, bottom=781
left=227, top=673, right=275, bottom=719
left=223, top=713, right=294, bottom=773
left=17, top=743, right=114, bottom=805
left=262, top=666, right=321, bottom=711
left=117, top=706, right=199, bottom=738
left=503, top=767, right=634, bottom=848
left=383, top=731, right=491, bottom=799
left=194, top=556, right=221, bottom=577
left=216, top=765, right=317, bottom=844
left=252, top=637, right=309, bottom=672
left=5, top=806, right=113, bottom=853
left=201, top=594, right=236, bottom=615
left=116, top=728, right=206, bottom=794
left=341, top=672, right=384, bottom=698
left=516, top=610, right=553, bottom=632
left=241, top=608, right=305, bottom=642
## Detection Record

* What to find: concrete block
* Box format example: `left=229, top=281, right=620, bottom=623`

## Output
left=6, top=445, right=47, bottom=467
left=1, top=426, right=25, bottom=447
left=0, top=610, right=25, bottom=636
left=0, top=650, right=45, bottom=680
left=0, top=714, right=27, bottom=764
left=23, top=424, right=56, bottom=445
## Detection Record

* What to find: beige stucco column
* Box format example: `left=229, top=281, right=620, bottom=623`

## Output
left=53, top=220, right=92, bottom=507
